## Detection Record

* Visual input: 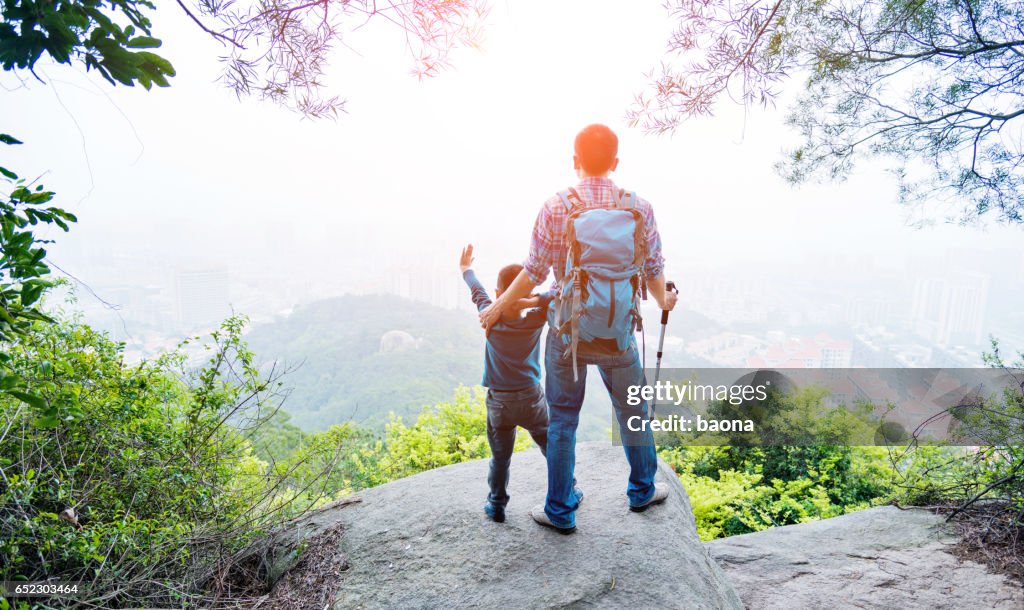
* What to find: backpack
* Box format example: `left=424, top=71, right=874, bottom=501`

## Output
left=550, top=187, right=647, bottom=381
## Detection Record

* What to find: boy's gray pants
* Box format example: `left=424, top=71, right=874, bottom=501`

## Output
left=485, top=384, right=548, bottom=507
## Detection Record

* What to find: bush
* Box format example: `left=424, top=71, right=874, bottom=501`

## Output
left=0, top=314, right=359, bottom=607
left=661, top=444, right=894, bottom=541
left=376, top=386, right=536, bottom=481
left=658, top=387, right=899, bottom=541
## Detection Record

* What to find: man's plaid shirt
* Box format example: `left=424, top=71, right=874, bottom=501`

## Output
left=523, top=176, right=665, bottom=290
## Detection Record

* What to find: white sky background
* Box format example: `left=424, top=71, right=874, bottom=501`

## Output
left=2, top=0, right=1022, bottom=305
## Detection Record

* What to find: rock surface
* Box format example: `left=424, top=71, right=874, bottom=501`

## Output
left=707, top=505, right=1024, bottom=609
left=270, top=441, right=742, bottom=609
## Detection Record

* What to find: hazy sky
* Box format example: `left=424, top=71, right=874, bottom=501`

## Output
left=2, top=1, right=1022, bottom=305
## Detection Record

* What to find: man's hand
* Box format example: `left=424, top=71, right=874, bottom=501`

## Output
left=479, top=302, right=503, bottom=334
left=660, top=290, right=678, bottom=312
left=479, top=269, right=538, bottom=335
left=459, top=244, right=475, bottom=273
left=648, top=275, right=679, bottom=311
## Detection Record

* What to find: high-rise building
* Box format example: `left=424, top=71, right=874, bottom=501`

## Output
left=175, top=268, right=231, bottom=330
left=911, top=272, right=989, bottom=347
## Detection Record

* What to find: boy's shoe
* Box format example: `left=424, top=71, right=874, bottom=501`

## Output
left=484, top=502, right=506, bottom=523
left=530, top=505, right=576, bottom=535
left=629, top=486, right=669, bottom=513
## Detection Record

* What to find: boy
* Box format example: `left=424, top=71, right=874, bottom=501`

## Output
left=460, top=243, right=552, bottom=523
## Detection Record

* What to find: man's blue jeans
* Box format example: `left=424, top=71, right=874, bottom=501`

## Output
left=543, top=331, right=658, bottom=529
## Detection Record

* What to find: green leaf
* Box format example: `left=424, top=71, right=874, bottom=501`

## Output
left=9, top=390, right=47, bottom=410
left=0, top=134, right=22, bottom=145
left=137, top=51, right=175, bottom=76
left=21, top=282, right=44, bottom=307
left=19, top=310, right=54, bottom=323
left=33, top=415, right=60, bottom=429
left=0, top=372, right=20, bottom=391
left=0, top=166, right=17, bottom=180
left=126, top=36, right=161, bottom=49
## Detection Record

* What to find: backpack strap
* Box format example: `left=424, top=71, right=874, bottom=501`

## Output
left=569, top=270, right=582, bottom=382
left=558, top=188, right=586, bottom=213
left=611, top=188, right=637, bottom=209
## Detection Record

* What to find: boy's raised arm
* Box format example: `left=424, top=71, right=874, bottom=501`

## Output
left=460, top=244, right=492, bottom=312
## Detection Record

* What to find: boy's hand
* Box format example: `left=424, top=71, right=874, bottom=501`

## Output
left=459, top=244, right=475, bottom=273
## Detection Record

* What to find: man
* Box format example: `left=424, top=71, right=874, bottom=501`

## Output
left=479, top=124, right=678, bottom=534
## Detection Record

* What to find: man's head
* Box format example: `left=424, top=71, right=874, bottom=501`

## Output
left=574, top=124, right=619, bottom=177
left=496, top=263, right=523, bottom=298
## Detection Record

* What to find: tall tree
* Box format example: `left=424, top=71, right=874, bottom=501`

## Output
left=628, top=0, right=1024, bottom=226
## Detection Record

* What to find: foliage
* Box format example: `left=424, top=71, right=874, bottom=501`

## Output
left=657, top=387, right=897, bottom=540
left=179, top=0, right=491, bottom=117
left=1, top=0, right=489, bottom=116
left=662, top=445, right=896, bottom=540
left=243, top=293, right=613, bottom=441
left=893, top=340, right=1024, bottom=515
left=246, top=407, right=308, bottom=464
left=881, top=340, right=1024, bottom=578
left=696, top=385, right=880, bottom=447
left=0, top=305, right=536, bottom=606
left=630, top=0, right=1024, bottom=225
left=0, top=314, right=356, bottom=607
left=0, top=0, right=175, bottom=88
left=375, top=385, right=536, bottom=481
left=6, top=303, right=1012, bottom=605
left=243, top=294, right=485, bottom=431
left=0, top=135, right=78, bottom=421
left=249, top=386, right=539, bottom=513
left=269, top=421, right=384, bottom=499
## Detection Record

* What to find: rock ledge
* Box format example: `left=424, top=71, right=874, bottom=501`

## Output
left=269, top=442, right=742, bottom=609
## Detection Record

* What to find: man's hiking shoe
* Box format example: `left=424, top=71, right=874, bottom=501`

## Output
left=484, top=502, right=505, bottom=523
left=530, top=505, right=576, bottom=535
left=629, top=486, right=669, bottom=513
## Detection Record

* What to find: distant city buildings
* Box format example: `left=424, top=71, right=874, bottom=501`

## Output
left=745, top=333, right=853, bottom=368
left=175, top=268, right=231, bottom=331
left=844, top=296, right=892, bottom=328
left=387, top=259, right=468, bottom=311
left=50, top=240, right=1014, bottom=369
left=910, top=272, right=989, bottom=347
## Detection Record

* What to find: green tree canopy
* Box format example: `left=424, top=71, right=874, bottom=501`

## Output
left=629, top=0, right=1024, bottom=226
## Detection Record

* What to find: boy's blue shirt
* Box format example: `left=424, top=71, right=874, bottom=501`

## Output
left=463, top=269, right=552, bottom=391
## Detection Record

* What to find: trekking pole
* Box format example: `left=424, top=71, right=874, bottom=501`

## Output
left=651, top=281, right=678, bottom=418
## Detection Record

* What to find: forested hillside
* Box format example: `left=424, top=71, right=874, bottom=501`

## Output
left=245, top=295, right=484, bottom=430
left=244, top=294, right=719, bottom=439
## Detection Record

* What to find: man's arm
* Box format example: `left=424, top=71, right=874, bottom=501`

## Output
left=459, top=244, right=492, bottom=312
left=639, top=201, right=676, bottom=311
left=479, top=269, right=536, bottom=333
left=480, top=203, right=553, bottom=333
left=646, top=275, right=678, bottom=311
